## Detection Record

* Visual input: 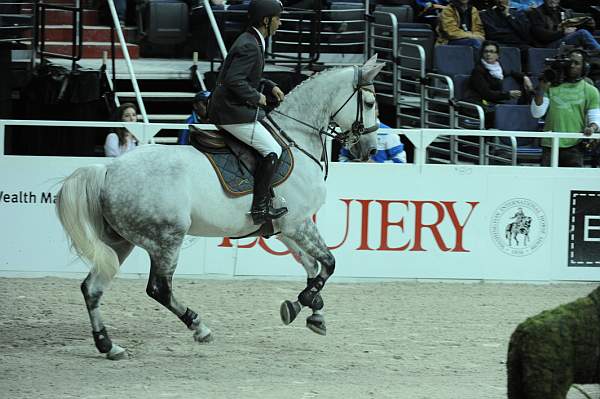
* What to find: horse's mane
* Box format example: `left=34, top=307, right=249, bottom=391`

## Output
left=285, top=66, right=352, bottom=99
left=273, top=65, right=356, bottom=141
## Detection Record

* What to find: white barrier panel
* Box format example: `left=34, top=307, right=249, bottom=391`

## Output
left=0, top=156, right=599, bottom=281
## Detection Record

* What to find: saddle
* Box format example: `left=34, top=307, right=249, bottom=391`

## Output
left=188, top=121, right=294, bottom=197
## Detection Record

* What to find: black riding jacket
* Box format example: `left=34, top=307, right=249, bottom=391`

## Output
left=208, top=28, right=277, bottom=125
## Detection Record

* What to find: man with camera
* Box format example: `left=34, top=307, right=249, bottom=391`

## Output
left=531, top=49, right=600, bottom=167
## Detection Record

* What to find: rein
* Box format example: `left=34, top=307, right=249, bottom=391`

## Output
left=269, top=66, right=378, bottom=180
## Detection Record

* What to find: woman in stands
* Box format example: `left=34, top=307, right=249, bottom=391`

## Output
left=104, top=102, right=139, bottom=157
left=464, top=40, right=534, bottom=127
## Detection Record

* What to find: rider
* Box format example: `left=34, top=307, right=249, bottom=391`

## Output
left=511, top=208, right=525, bottom=220
left=208, top=0, right=288, bottom=225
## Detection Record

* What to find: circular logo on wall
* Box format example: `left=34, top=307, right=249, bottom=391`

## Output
left=489, top=198, right=548, bottom=257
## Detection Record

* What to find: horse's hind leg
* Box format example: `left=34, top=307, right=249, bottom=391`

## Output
left=277, top=236, right=326, bottom=335
left=145, top=228, right=212, bottom=343
left=279, top=218, right=334, bottom=335
left=81, top=229, right=134, bottom=360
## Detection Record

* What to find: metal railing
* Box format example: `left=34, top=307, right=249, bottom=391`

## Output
left=35, top=0, right=83, bottom=70
left=368, top=11, right=426, bottom=129
left=0, top=1, right=34, bottom=44
left=2, top=118, right=597, bottom=169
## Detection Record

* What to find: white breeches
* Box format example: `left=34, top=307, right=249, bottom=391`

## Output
left=220, top=121, right=282, bottom=157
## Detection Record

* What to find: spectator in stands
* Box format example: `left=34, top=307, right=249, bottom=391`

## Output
left=339, top=130, right=407, bottom=163
left=207, top=0, right=288, bottom=225
left=465, top=40, right=534, bottom=127
left=481, top=0, right=532, bottom=52
left=471, top=0, right=494, bottom=10
left=436, top=0, right=485, bottom=49
left=531, top=49, right=600, bottom=166
left=583, top=140, right=600, bottom=167
left=416, top=0, right=448, bottom=21
left=527, top=0, right=600, bottom=52
left=510, top=0, right=542, bottom=11
left=114, top=0, right=128, bottom=27
left=178, top=90, right=211, bottom=145
left=105, top=102, right=139, bottom=157
left=339, top=106, right=407, bottom=163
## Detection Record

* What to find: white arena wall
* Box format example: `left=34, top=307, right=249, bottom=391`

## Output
left=1, top=154, right=599, bottom=282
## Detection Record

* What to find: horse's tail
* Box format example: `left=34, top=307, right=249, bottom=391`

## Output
left=56, top=164, right=119, bottom=280
left=506, top=327, right=525, bottom=399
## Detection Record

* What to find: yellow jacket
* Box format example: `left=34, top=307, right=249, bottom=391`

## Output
left=436, top=5, right=485, bottom=45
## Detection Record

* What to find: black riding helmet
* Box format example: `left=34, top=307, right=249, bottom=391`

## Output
left=248, top=0, right=283, bottom=28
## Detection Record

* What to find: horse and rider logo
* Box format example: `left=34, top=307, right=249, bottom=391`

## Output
left=490, top=198, right=548, bottom=257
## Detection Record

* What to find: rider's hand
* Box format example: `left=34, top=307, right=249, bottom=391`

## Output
left=563, top=26, right=577, bottom=34
left=272, top=86, right=285, bottom=102
left=258, top=94, right=267, bottom=106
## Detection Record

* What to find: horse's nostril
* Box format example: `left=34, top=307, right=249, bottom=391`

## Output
left=369, top=148, right=377, bottom=157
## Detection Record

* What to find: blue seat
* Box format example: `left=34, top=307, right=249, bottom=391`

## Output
left=494, top=104, right=543, bottom=162
left=452, top=74, right=470, bottom=101
left=499, top=46, right=521, bottom=74
left=495, top=104, right=539, bottom=133
left=452, top=74, right=485, bottom=129
left=501, top=76, right=523, bottom=105
left=434, top=45, right=474, bottom=77
left=527, top=47, right=558, bottom=77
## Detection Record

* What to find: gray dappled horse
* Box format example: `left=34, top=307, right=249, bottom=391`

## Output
left=56, top=56, right=384, bottom=359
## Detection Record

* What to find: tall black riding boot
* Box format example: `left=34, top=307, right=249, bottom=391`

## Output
left=251, top=152, right=288, bottom=225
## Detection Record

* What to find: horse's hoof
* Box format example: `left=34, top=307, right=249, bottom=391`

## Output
left=106, top=344, right=128, bottom=360
left=193, top=325, right=213, bottom=343
left=280, top=300, right=301, bottom=325
left=306, top=314, right=326, bottom=336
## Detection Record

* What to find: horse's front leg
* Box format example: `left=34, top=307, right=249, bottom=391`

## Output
left=146, top=233, right=212, bottom=344
left=279, top=219, right=334, bottom=335
left=278, top=235, right=326, bottom=335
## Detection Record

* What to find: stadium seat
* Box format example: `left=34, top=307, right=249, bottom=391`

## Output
left=500, top=76, right=523, bottom=105
left=452, top=74, right=470, bottom=101
left=499, top=46, right=521, bottom=74
left=374, top=5, right=414, bottom=23
left=494, top=104, right=543, bottom=163
left=434, top=45, right=474, bottom=77
left=451, top=74, right=486, bottom=129
left=495, top=104, right=539, bottom=132
left=526, top=47, right=558, bottom=78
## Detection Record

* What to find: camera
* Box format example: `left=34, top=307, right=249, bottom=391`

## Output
left=541, top=57, right=573, bottom=86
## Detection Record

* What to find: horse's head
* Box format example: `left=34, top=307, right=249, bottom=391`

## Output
left=331, top=55, right=385, bottom=161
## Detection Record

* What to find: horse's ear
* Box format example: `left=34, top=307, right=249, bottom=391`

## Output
left=363, top=54, right=378, bottom=69
left=361, top=59, right=386, bottom=84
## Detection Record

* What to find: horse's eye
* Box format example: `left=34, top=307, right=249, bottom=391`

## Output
left=364, top=101, right=375, bottom=109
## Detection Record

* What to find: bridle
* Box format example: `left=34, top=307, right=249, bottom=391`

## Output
left=269, top=66, right=379, bottom=178
left=329, top=66, right=379, bottom=147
